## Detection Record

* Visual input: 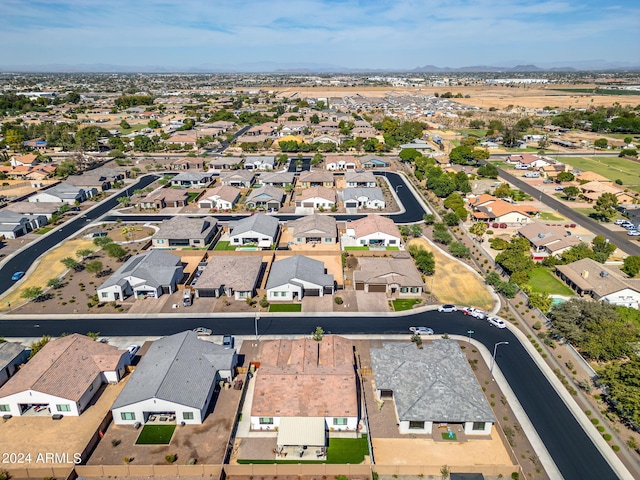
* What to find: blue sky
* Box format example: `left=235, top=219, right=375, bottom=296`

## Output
left=0, top=0, right=638, bottom=69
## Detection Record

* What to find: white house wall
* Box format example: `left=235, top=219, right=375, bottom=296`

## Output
left=113, top=398, right=204, bottom=426
left=464, top=421, right=493, bottom=435
left=601, top=288, right=640, bottom=309
left=357, top=232, right=399, bottom=246
left=267, top=282, right=302, bottom=301
left=398, top=420, right=433, bottom=434
left=0, top=389, right=82, bottom=417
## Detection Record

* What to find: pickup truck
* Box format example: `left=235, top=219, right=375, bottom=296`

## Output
left=461, top=307, right=487, bottom=320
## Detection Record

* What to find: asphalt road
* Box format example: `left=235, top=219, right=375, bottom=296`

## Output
left=0, top=175, right=159, bottom=295
left=0, top=311, right=618, bottom=480
left=499, top=169, right=640, bottom=256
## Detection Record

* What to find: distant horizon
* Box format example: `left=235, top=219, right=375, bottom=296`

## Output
left=1, top=0, right=638, bottom=70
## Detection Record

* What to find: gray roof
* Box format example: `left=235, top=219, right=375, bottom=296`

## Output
left=230, top=213, right=279, bottom=238
left=343, top=187, right=384, bottom=202
left=220, top=170, right=255, bottom=182
left=370, top=340, right=495, bottom=423
left=0, top=210, right=33, bottom=225
left=289, top=214, right=337, bottom=238
left=98, top=249, right=182, bottom=290
left=195, top=256, right=263, bottom=291
left=345, top=171, right=376, bottom=183
left=171, top=171, right=212, bottom=182
left=266, top=255, right=334, bottom=290
left=35, top=183, right=85, bottom=200
left=4, top=201, right=63, bottom=215
left=154, top=216, right=218, bottom=241
left=258, top=171, right=295, bottom=185
left=0, top=342, right=26, bottom=370
left=246, top=185, right=285, bottom=204
left=112, top=331, right=235, bottom=410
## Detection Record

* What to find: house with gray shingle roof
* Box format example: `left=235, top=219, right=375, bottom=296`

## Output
left=111, top=331, right=237, bottom=425
left=170, top=171, right=214, bottom=188
left=29, top=183, right=97, bottom=205
left=96, top=250, right=184, bottom=302
left=220, top=170, right=255, bottom=188
left=345, top=170, right=377, bottom=187
left=229, top=214, right=279, bottom=248
left=342, top=187, right=385, bottom=209
left=194, top=256, right=263, bottom=300
left=266, top=255, right=334, bottom=300
left=0, top=342, right=28, bottom=388
left=370, top=340, right=495, bottom=435
left=258, top=171, right=295, bottom=188
left=152, top=216, right=218, bottom=248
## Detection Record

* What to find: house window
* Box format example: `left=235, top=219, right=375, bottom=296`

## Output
left=88, top=383, right=94, bottom=392
left=101, top=292, right=109, bottom=298
left=157, top=239, right=164, bottom=244
left=325, top=238, right=332, bottom=242
left=0, top=405, right=10, bottom=412
left=360, top=240, right=366, bottom=245
left=409, top=421, right=424, bottom=430
left=472, top=422, right=486, bottom=431
left=259, top=417, right=274, bottom=425
left=333, top=418, right=347, bottom=426
left=389, top=239, right=397, bottom=245
left=183, top=412, right=194, bottom=420
left=400, top=287, right=408, bottom=293
left=410, top=287, right=419, bottom=293
left=120, top=412, right=135, bottom=421
left=56, top=404, right=71, bottom=412
left=273, top=292, right=278, bottom=297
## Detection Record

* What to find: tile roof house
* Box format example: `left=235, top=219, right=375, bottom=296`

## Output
left=324, top=155, right=359, bottom=170
left=97, top=250, right=184, bottom=302
left=29, top=183, right=97, bottom=205
left=354, top=255, right=423, bottom=296
left=295, top=186, right=336, bottom=210
left=0, top=342, right=28, bottom=389
left=345, top=170, right=377, bottom=188
left=65, top=172, right=114, bottom=192
left=576, top=171, right=610, bottom=183
left=152, top=216, right=218, bottom=248
left=0, top=334, right=130, bottom=417
left=170, top=157, right=206, bottom=170
left=579, top=181, right=637, bottom=205
left=517, top=222, right=581, bottom=260
left=361, top=155, right=390, bottom=169
left=197, top=185, right=241, bottom=211
left=288, top=214, right=337, bottom=244
left=345, top=215, right=401, bottom=247
left=505, top=153, right=551, bottom=169
left=229, top=213, right=279, bottom=248
left=139, top=188, right=189, bottom=209
left=257, top=171, right=296, bottom=188
left=170, top=171, right=214, bottom=188
left=343, top=187, right=385, bottom=209
left=194, top=256, right=263, bottom=300
left=220, top=170, right=255, bottom=188
left=266, top=255, right=334, bottom=300
left=468, top=195, right=538, bottom=224
left=208, top=156, right=243, bottom=170
left=10, top=153, right=40, bottom=168
left=111, top=331, right=237, bottom=425
left=245, top=185, right=285, bottom=211
left=250, top=336, right=358, bottom=442
left=371, top=340, right=495, bottom=435
left=298, top=171, right=335, bottom=188
left=556, top=258, right=640, bottom=308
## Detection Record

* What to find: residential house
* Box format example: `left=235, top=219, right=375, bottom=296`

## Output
left=198, top=185, right=241, bottom=210
left=4, top=201, right=63, bottom=220
left=111, top=331, right=237, bottom=426
left=371, top=340, right=495, bottom=435
left=0, top=211, right=47, bottom=238
left=556, top=258, right=640, bottom=308
left=244, top=156, right=275, bottom=171
left=298, top=171, right=335, bottom=188
left=229, top=213, right=279, bottom=248
left=517, top=222, right=581, bottom=260
left=250, top=336, right=358, bottom=447
left=10, top=153, right=39, bottom=168
left=345, top=215, right=401, bottom=247
left=325, top=155, right=358, bottom=171
left=22, top=140, right=47, bottom=152
left=245, top=185, right=285, bottom=211
left=361, top=155, right=390, bottom=169
left=257, top=171, right=295, bottom=188
left=343, top=187, right=385, bottom=209
left=354, top=255, right=423, bottom=296
left=288, top=214, right=337, bottom=245
left=65, top=172, right=114, bottom=192
left=0, top=343, right=28, bottom=389
left=0, top=334, right=130, bottom=417
left=152, top=216, right=218, bottom=248
left=208, top=156, right=243, bottom=170
left=29, top=183, right=96, bottom=205
left=170, top=172, right=213, bottom=188
left=171, top=157, right=206, bottom=170
left=399, top=139, right=433, bottom=151
left=220, top=170, right=255, bottom=188
left=469, top=195, right=538, bottom=224
left=266, top=255, right=334, bottom=300
left=139, top=188, right=189, bottom=209
left=345, top=170, right=377, bottom=188
left=295, top=187, right=336, bottom=210
left=166, top=131, right=198, bottom=147
left=579, top=181, right=637, bottom=205
left=541, top=164, right=570, bottom=180
left=576, top=171, right=610, bottom=183
left=505, top=153, right=551, bottom=169
left=194, top=256, right=263, bottom=300
left=97, top=250, right=184, bottom=302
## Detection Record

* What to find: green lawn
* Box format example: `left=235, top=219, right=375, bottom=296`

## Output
left=186, top=192, right=200, bottom=203
left=557, top=156, right=640, bottom=192
left=344, top=246, right=369, bottom=251
left=269, top=304, right=302, bottom=312
left=36, top=227, right=54, bottom=235
left=456, top=128, right=487, bottom=137
left=527, top=268, right=575, bottom=296
left=213, top=241, right=239, bottom=251
left=326, top=435, right=369, bottom=464
left=119, top=124, right=149, bottom=135
left=441, top=432, right=457, bottom=441
left=538, top=211, right=566, bottom=222
left=392, top=298, right=421, bottom=311
left=135, top=425, right=176, bottom=445
left=386, top=246, right=400, bottom=251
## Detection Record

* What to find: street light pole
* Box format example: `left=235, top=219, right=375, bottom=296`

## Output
left=490, top=341, right=509, bottom=375
left=395, top=185, right=403, bottom=194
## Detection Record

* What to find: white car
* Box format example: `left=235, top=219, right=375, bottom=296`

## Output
left=437, top=304, right=457, bottom=313
left=628, top=230, right=640, bottom=236
left=127, top=345, right=140, bottom=359
left=463, top=307, right=486, bottom=319
left=409, top=326, right=434, bottom=335
left=488, top=317, right=507, bottom=329
left=193, top=327, right=212, bottom=336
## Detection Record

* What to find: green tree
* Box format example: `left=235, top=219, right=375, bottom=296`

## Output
left=448, top=145, right=474, bottom=165
left=55, top=160, right=78, bottom=178
left=28, top=335, right=51, bottom=359
left=86, top=260, right=103, bottom=275
left=432, top=223, right=452, bottom=245
left=449, top=242, right=470, bottom=258
left=399, top=148, right=422, bottom=163
left=408, top=244, right=436, bottom=275
left=443, top=192, right=464, bottom=211
left=454, top=171, right=471, bottom=194
left=528, top=291, right=552, bottom=312
left=93, top=236, right=114, bottom=247
left=76, top=248, right=93, bottom=259
left=598, top=358, right=640, bottom=427
left=443, top=211, right=459, bottom=226
left=422, top=213, right=435, bottom=225
left=47, top=277, right=63, bottom=289
left=86, top=331, right=100, bottom=340
left=561, top=242, right=594, bottom=263
left=21, top=286, right=44, bottom=302
left=120, top=119, right=131, bottom=130
left=619, top=148, right=638, bottom=158
left=477, top=163, right=498, bottom=178
left=410, top=224, right=423, bottom=237
left=133, top=135, right=154, bottom=152
left=556, top=171, right=575, bottom=182
left=105, top=243, right=127, bottom=260
left=428, top=174, right=456, bottom=198
left=494, top=183, right=511, bottom=198
left=312, top=326, right=325, bottom=341
left=5, top=128, right=25, bottom=150
left=592, top=236, right=617, bottom=263
left=593, top=192, right=618, bottom=221
left=593, top=138, right=608, bottom=148
left=60, top=257, right=80, bottom=270
left=469, top=119, right=485, bottom=129
left=622, top=256, right=640, bottom=277
left=563, top=186, right=580, bottom=201
left=469, top=222, right=487, bottom=241
left=148, top=119, right=161, bottom=129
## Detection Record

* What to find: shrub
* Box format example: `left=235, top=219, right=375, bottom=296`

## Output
left=165, top=453, right=177, bottom=463
left=533, top=321, right=542, bottom=330
left=603, top=434, right=612, bottom=442
left=597, top=426, right=605, bottom=432
left=612, top=445, right=620, bottom=452
left=334, top=297, right=343, bottom=305
left=111, top=439, right=121, bottom=447
left=591, top=418, right=599, bottom=425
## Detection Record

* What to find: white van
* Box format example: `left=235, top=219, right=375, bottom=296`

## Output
left=523, top=171, right=540, bottom=178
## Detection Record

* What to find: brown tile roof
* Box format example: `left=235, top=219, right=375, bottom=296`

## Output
left=251, top=336, right=358, bottom=418
left=0, top=334, right=127, bottom=402
left=351, top=215, right=400, bottom=238
left=556, top=258, right=640, bottom=298
left=13, top=153, right=39, bottom=165
left=298, top=186, right=336, bottom=202
left=576, top=171, right=610, bottom=182
left=144, top=188, right=189, bottom=202
left=354, top=256, right=422, bottom=287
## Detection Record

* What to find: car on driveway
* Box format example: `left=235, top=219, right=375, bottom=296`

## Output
left=127, top=345, right=140, bottom=359
left=193, top=327, right=212, bottom=336
left=11, top=271, right=25, bottom=281
left=222, top=335, right=234, bottom=349
left=409, top=326, right=434, bottom=335
left=462, top=306, right=486, bottom=319
left=437, top=304, right=457, bottom=313
left=628, top=230, right=640, bottom=236
left=488, top=316, right=507, bottom=329
left=555, top=186, right=564, bottom=191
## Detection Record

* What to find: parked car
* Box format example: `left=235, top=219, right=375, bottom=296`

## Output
left=222, top=335, right=234, bottom=349
left=127, top=345, right=140, bottom=359
left=628, top=230, right=640, bottom=236
left=409, top=326, right=434, bottom=335
left=462, top=307, right=486, bottom=319
left=11, top=271, right=25, bottom=281
left=615, top=219, right=628, bottom=225
left=193, top=327, right=212, bottom=336
left=555, top=186, right=564, bottom=191
left=488, top=317, right=507, bottom=329
left=437, top=304, right=457, bottom=313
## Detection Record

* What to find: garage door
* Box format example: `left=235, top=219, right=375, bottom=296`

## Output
left=304, top=289, right=321, bottom=296
left=355, top=282, right=364, bottom=291
left=197, top=288, right=217, bottom=298
left=368, top=284, right=387, bottom=293
left=161, top=286, right=172, bottom=294
left=303, top=202, right=315, bottom=208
